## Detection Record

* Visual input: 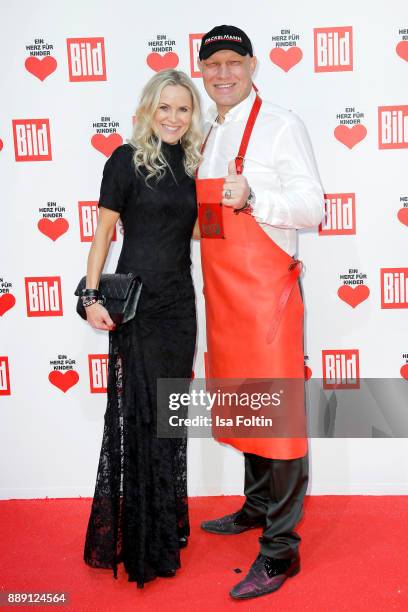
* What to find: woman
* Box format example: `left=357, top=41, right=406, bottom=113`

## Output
left=82, top=70, right=202, bottom=587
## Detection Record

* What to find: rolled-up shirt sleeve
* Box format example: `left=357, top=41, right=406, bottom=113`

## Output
left=251, top=114, right=325, bottom=229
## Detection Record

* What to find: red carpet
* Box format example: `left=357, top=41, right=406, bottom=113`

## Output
left=0, top=496, right=407, bottom=611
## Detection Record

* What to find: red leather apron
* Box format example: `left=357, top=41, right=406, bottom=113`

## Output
left=196, top=94, right=307, bottom=460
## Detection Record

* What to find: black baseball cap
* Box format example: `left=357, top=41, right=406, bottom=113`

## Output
left=199, top=25, right=253, bottom=60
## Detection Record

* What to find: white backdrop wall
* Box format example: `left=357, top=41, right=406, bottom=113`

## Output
left=1, top=0, right=407, bottom=498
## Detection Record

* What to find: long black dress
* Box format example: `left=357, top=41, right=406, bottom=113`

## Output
left=83, top=142, right=197, bottom=587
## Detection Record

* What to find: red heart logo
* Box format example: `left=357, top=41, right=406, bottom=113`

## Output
left=146, top=52, right=179, bottom=72
left=91, top=133, right=123, bottom=157
left=25, top=56, right=57, bottom=81
left=0, top=139, right=3, bottom=152
left=334, top=124, right=367, bottom=149
left=48, top=370, right=79, bottom=392
left=269, top=47, right=303, bottom=72
left=0, top=293, right=16, bottom=316
left=304, top=365, right=312, bottom=381
left=338, top=284, right=370, bottom=308
left=397, top=208, right=408, bottom=227
left=396, top=41, right=408, bottom=62
left=400, top=364, right=408, bottom=380
left=38, top=218, right=69, bottom=241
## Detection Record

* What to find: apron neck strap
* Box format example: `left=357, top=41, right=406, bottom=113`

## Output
left=235, top=94, right=262, bottom=174
left=197, top=93, right=263, bottom=178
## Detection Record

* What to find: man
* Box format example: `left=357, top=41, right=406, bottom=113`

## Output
left=196, top=25, right=324, bottom=600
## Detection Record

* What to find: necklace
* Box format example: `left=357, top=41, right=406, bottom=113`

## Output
left=163, top=156, right=179, bottom=187
left=160, top=141, right=182, bottom=186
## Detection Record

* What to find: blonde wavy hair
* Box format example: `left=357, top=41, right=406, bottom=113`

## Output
left=130, top=70, right=202, bottom=184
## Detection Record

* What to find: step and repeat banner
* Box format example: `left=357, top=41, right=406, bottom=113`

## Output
left=1, top=0, right=407, bottom=497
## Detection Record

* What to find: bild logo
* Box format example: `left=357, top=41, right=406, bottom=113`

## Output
left=314, top=26, right=353, bottom=72
left=378, top=106, right=408, bottom=149
left=66, top=37, right=106, bottom=82
left=381, top=268, right=408, bottom=309
left=12, top=119, right=52, bottom=162
left=88, top=354, right=109, bottom=393
left=25, top=276, right=63, bottom=317
left=0, top=356, right=11, bottom=396
left=319, top=193, right=356, bottom=235
left=322, top=349, right=360, bottom=389
left=189, top=33, right=204, bottom=78
left=78, top=202, right=116, bottom=242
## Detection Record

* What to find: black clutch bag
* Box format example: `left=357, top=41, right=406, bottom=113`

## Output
left=74, top=273, right=143, bottom=326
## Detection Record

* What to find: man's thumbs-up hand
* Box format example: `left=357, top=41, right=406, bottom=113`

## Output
left=222, top=159, right=250, bottom=208
left=227, top=160, right=237, bottom=175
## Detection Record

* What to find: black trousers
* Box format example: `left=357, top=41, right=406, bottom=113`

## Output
left=242, top=452, right=309, bottom=559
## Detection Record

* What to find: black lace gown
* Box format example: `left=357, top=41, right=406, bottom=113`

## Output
left=83, top=142, right=197, bottom=587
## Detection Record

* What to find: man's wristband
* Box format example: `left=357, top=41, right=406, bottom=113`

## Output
left=234, top=187, right=255, bottom=215
left=234, top=201, right=251, bottom=214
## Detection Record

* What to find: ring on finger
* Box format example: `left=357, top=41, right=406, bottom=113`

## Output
left=225, top=188, right=232, bottom=199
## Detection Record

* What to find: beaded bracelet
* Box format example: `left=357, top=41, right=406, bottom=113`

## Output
left=81, top=295, right=106, bottom=308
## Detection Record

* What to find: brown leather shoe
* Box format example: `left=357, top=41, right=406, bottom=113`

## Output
left=201, top=510, right=264, bottom=535
left=230, top=553, right=300, bottom=599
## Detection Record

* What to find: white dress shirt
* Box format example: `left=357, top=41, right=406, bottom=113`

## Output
left=198, top=88, right=325, bottom=256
